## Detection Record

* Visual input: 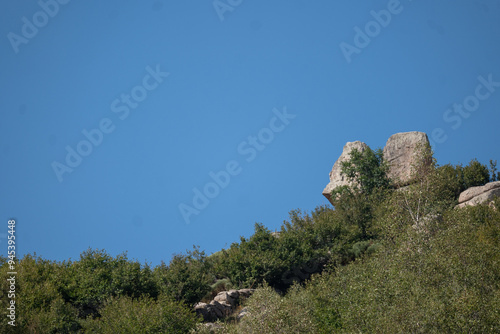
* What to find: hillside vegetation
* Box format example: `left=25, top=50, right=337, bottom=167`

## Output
left=1, top=149, right=499, bottom=333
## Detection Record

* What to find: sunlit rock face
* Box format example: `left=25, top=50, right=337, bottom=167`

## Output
left=383, top=131, right=430, bottom=186
left=456, top=181, right=500, bottom=208
left=323, top=132, right=431, bottom=204
left=322, top=141, right=369, bottom=203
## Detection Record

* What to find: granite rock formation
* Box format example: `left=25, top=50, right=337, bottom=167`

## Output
left=323, top=132, right=431, bottom=203
left=456, top=181, right=500, bottom=208
left=322, top=141, right=369, bottom=202
left=194, top=288, right=255, bottom=322
left=383, top=131, right=431, bottom=185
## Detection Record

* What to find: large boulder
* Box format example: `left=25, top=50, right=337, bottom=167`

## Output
left=214, top=290, right=239, bottom=307
left=382, top=131, right=430, bottom=185
left=322, top=141, right=369, bottom=203
left=209, top=300, right=232, bottom=318
left=456, top=181, right=500, bottom=208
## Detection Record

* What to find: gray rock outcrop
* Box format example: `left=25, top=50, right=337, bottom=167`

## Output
left=456, top=181, right=500, bottom=208
left=382, top=131, right=431, bottom=185
left=323, top=132, right=431, bottom=203
left=194, top=288, right=255, bottom=322
left=322, top=141, right=368, bottom=202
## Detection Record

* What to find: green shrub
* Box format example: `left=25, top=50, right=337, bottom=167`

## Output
left=0, top=254, right=81, bottom=333
left=154, top=246, right=213, bottom=306
left=434, top=163, right=463, bottom=201
left=239, top=284, right=317, bottom=333
left=65, top=249, right=156, bottom=318
left=21, top=297, right=80, bottom=333
left=213, top=211, right=338, bottom=291
left=81, top=294, right=199, bottom=333
left=329, top=146, right=391, bottom=242
left=212, top=223, right=286, bottom=289
left=330, top=186, right=381, bottom=241
left=462, top=158, right=490, bottom=189
left=339, top=147, right=390, bottom=194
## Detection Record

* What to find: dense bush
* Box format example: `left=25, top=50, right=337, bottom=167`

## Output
left=0, top=254, right=80, bottom=333
left=330, top=147, right=391, bottom=239
left=238, top=284, right=317, bottom=333
left=212, top=222, right=317, bottom=290
left=154, top=246, right=213, bottom=306
left=81, top=295, right=199, bottom=333
left=462, top=158, right=490, bottom=189
left=211, top=206, right=366, bottom=291
left=339, top=147, right=390, bottom=194
left=434, top=158, right=491, bottom=202
left=65, top=249, right=158, bottom=318
left=0, top=250, right=199, bottom=333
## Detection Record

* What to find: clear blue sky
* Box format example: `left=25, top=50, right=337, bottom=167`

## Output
left=1, top=0, right=499, bottom=266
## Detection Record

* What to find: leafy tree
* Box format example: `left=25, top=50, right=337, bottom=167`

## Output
left=431, top=158, right=492, bottom=205
left=434, top=163, right=463, bottom=201
left=329, top=147, right=390, bottom=241
left=330, top=186, right=375, bottom=240
left=0, top=254, right=80, bottom=333
left=213, top=223, right=283, bottom=289
left=338, top=147, right=390, bottom=195
left=462, top=158, right=490, bottom=189
left=65, top=249, right=156, bottom=318
left=154, top=246, right=213, bottom=305
left=213, top=217, right=328, bottom=291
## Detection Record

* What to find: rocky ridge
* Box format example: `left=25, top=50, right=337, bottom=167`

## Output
left=323, top=131, right=430, bottom=203
left=323, top=131, right=499, bottom=209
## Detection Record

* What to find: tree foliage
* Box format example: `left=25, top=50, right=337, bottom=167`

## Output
left=154, top=246, right=213, bottom=306
left=0, top=250, right=199, bottom=333
left=338, top=147, right=390, bottom=195
left=462, top=158, right=490, bottom=189
left=80, top=295, right=198, bottom=334
left=329, top=147, right=391, bottom=241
